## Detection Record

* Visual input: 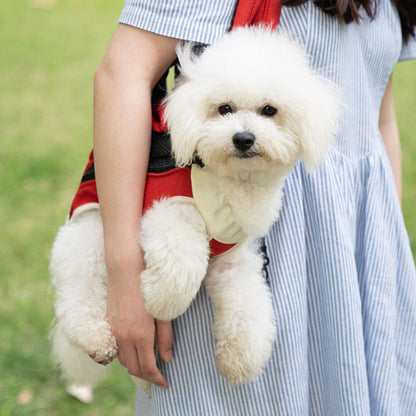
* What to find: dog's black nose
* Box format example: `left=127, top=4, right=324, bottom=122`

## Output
left=232, top=132, right=255, bottom=152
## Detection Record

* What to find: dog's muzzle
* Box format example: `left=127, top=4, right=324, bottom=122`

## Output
left=233, top=132, right=255, bottom=151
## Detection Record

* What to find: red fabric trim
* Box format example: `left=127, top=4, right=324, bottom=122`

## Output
left=232, top=0, right=281, bottom=30
left=151, top=101, right=167, bottom=133
left=209, top=240, right=237, bottom=257
left=69, top=180, right=99, bottom=218
left=143, top=167, right=193, bottom=211
left=69, top=150, right=97, bottom=218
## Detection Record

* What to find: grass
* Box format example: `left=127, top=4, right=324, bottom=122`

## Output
left=0, top=1, right=136, bottom=415
left=394, top=62, right=416, bottom=253
left=0, top=1, right=415, bottom=415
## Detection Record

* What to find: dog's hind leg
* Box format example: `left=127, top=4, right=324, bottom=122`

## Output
left=50, top=209, right=117, bottom=385
left=51, top=324, right=110, bottom=386
left=204, top=239, right=276, bottom=385
left=139, top=198, right=210, bottom=320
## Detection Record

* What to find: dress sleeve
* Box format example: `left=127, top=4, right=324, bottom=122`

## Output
left=399, top=33, right=416, bottom=62
left=119, top=0, right=238, bottom=44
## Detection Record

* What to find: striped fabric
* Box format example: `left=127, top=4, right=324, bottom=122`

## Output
left=119, top=0, right=237, bottom=44
left=122, top=0, right=416, bottom=414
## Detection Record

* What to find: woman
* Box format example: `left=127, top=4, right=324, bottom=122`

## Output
left=93, top=0, right=416, bottom=413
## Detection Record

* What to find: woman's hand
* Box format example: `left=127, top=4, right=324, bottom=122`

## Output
left=106, top=254, right=173, bottom=389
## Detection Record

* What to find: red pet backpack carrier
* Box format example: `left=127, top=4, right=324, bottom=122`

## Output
left=68, top=0, right=282, bottom=257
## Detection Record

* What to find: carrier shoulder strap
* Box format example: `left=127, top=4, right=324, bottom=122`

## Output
left=232, top=0, right=282, bottom=29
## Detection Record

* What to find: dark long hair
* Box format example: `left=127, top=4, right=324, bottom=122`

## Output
left=282, top=0, right=416, bottom=41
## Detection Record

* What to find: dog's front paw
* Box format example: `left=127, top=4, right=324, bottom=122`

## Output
left=215, top=341, right=263, bottom=385
left=81, top=322, right=118, bottom=366
left=214, top=313, right=276, bottom=385
left=140, top=269, right=198, bottom=320
left=87, top=341, right=118, bottom=366
left=140, top=198, right=210, bottom=320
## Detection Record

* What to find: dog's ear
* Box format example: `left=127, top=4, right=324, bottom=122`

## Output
left=175, top=42, right=199, bottom=81
left=296, top=75, right=339, bottom=171
left=164, top=73, right=201, bottom=166
left=163, top=43, right=209, bottom=166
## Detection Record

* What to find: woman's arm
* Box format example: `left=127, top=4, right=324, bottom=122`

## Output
left=94, top=24, right=178, bottom=388
left=379, top=75, right=402, bottom=203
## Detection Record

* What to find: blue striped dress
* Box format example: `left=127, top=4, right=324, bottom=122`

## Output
left=119, top=0, right=416, bottom=414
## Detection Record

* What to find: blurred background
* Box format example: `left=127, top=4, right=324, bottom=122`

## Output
left=0, top=0, right=415, bottom=415
left=1, top=1, right=136, bottom=415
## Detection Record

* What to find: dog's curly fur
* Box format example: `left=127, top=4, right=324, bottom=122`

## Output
left=50, top=26, right=338, bottom=393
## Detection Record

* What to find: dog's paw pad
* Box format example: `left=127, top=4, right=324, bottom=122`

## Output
left=88, top=346, right=118, bottom=366
left=88, top=352, right=115, bottom=366
left=85, top=335, right=118, bottom=366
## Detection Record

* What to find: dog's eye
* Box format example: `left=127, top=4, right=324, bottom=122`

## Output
left=261, top=105, right=278, bottom=117
left=218, top=104, right=233, bottom=115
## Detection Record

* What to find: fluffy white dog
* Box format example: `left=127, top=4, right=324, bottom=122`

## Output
left=50, top=26, right=338, bottom=393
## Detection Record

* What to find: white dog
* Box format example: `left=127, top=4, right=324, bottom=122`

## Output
left=50, top=27, right=338, bottom=393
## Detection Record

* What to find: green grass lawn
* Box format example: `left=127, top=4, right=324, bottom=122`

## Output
left=0, top=1, right=136, bottom=415
left=394, top=62, right=416, bottom=254
left=0, top=1, right=415, bottom=415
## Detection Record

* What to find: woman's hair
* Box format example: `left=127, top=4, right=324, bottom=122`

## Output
left=282, top=0, right=416, bottom=41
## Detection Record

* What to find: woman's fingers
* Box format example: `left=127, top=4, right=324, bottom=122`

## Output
left=136, top=339, right=168, bottom=390
left=106, top=269, right=171, bottom=389
left=116, top=320, right=169, bottom=390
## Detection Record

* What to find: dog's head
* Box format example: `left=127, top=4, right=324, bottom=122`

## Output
left=164, top=27, right=339, bottom=176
